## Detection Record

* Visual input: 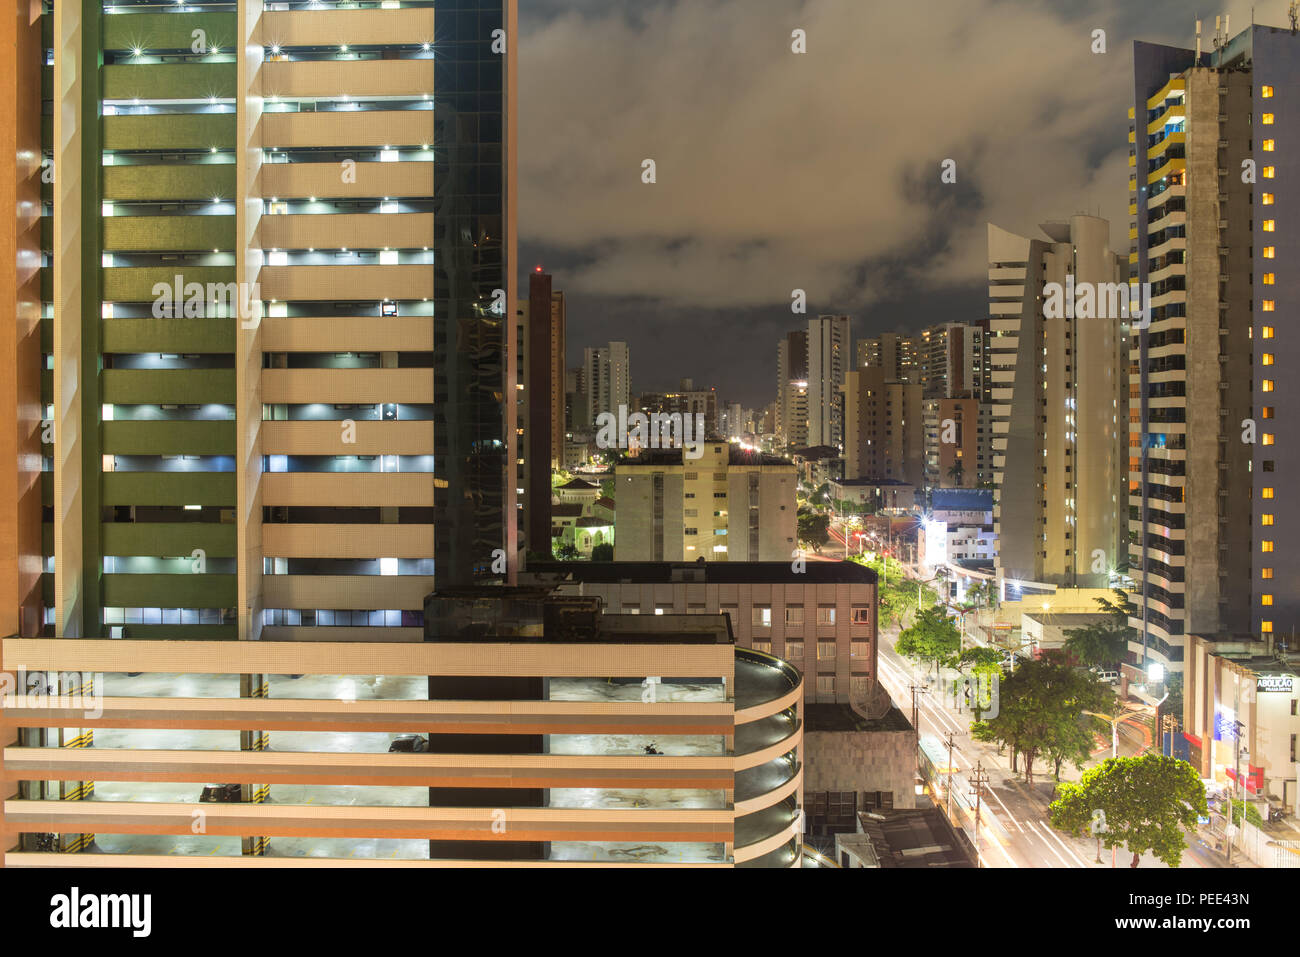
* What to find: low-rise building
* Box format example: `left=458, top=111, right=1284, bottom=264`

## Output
left=523, top=560, right=878, bottom=706
left=1183, top=634, right=1300, bottom=816
left=829, top=478, right=918, bottom=514
left=613, top=444, right=797, bottom=562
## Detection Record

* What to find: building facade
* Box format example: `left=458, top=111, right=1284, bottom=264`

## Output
left=526, top=560, right=879, bottom=707
left=988, top=216, right=1128, bottom=593
left=841, top=367, right=924, bottom=486
left=807, top=315, right=850, bottom=450
left=1129, top=26, right=1300, bottom=679
left=613, top=444, right=797, bottom=562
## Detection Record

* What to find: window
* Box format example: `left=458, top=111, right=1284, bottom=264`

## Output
left=1264, top=274, right=1276, bottom=285
left=851, top=606, right=871, bottom=625
left=655, top=605, right=672, bottom=616
left=817, top=606, right=836, bottom=625
left=784, top=640, right=804, bottom=659
left=1262, top=567, right=1274, bottom=579
left=816, top=675, right=835, bottom=697
left=1263, top=352, right=1276, bottom=365
left=1264, top=165, right=1276, bottom=178
left=1262, top=594, right=1274, bottom=606
left=752, top=606, right=772, bottom=627
left=1262, top=540, right=1275, bottom=553
left=1262, top=514, right=1275, bottom=526
left=1263, top=380, right=1275, bottom=392
left=684, top=527, right=698, bottom=536
left=1263, top=486, right=1275, bottom=498
left=850, top=641, right=870, bottom=658
left=1263, top=193, right=1276, bottom=206
left=1263, top=408, right=1275, bottom=420
left=753, top=641, right=772, bottom=654
left=785, top=606, right=804, bottom=625
left=1262, top=113, right=1275, bottom=125
left=1263, top=325, right=1275, bottom=338
left=1263, top=220, right=1276, bottom=232
left=817, top=641, right=836, bottom=660
left=1262, top=620, right=1274, bottom=633
left=1262, top=85, right=1275, bottom=97
left=1263, top=139, right=1276, bottom=151
left=1264, top=246, right=1277, bottom=259
left=1263, top=434, right=1275, bottom=446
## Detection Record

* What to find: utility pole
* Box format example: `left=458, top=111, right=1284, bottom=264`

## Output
left=944, top=730, right=957, bottom=821
left=970, top=762, right=989, bottom=866
left=1228, top=717, right=1246, bottom=867
left=909, top=684, right=927, bottom=733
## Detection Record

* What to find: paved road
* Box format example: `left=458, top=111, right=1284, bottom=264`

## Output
left=876, top=625, right=1213, bottom=869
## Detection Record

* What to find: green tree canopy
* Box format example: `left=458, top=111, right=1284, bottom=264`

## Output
left=971, top=659, right=1113, bottom=785
left=896, top=606, right=961, bottom=679
left=590, top=543, right=614, bottom=561
left=797, top=509, right=831, bottom=554
left=1050, top=754, right=1207, bottom=867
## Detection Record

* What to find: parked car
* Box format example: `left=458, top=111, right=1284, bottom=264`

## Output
left=1093, top=670, right=1120, bottom=684
left=388, top=734, right=429, bottom=753
left=199, top=783, right=242, bottom=803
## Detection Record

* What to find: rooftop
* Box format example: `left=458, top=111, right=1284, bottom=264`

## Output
left=615, top=446, right=791, bottom=468
left=931, top=488, right=994, bottom=510
left=804, top=702, right=911, bottom=733
left=558, top=478, right=598, bottom=490
left=854, top=808, right=976, bottom=868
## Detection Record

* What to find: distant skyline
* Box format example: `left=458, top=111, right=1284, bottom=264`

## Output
left=518, top=0, right=1265, bottom=407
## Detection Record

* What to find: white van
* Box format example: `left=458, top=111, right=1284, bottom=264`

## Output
left=1093, top=670, right=1120, bottom=684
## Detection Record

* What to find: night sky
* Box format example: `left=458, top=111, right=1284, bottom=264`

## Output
left=517, top=0, right=1262, bottom=408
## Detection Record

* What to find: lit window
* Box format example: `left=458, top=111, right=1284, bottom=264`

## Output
left=1263, top=139, right=1276, bottom=151
left=1263, top=486, right=1275, bottom=498
left=1263, top=433, right=1275, bottom=445
left=1262, top=567, right=1274, bottom=579
left=1263, top=193, right=1275, bottom=205
left=1262, top=514, right=1276, bottom=526
left=1263, top=407, right=1275, bottom=419
left=1264, top=220, right=1277, bottom=232
left=1263, top=594, right=1274, bottom=606
left=1262, top=85, right=1275, bottom=97
left=1262, top=621, right=1274, bottom=633
left=1263, top=301, right=1277, bottom=313
left=1264, top=246, right=1277, bottom=258
left=1264, top=273, right=1276, bottom=285
left=1263, top=166, right=1276, bottom=178
left=1263, top=353, right=1275, bottom=364
left=1262, top=113, right=1275, bottom=124
left=1263, top=379, right=1275, bottom=392
left=1263, top=326, right=1275, bottom=338
left=1263, top=540, right=1275, bottom=553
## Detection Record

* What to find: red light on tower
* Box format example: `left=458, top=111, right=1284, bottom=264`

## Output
left=534, top=265, right=543, bottom=273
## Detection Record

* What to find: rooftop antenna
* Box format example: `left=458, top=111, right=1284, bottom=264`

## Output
left=1224, top=13, right=1230, bottom=40
left=1291, top=1, right=1298, bottom=33
left=1196, top=19, right=1202, bottom=58
left=1214, top=15, right=1221, bottom=49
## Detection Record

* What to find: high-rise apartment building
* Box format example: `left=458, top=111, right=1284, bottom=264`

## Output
left=775, top=329, right=808, bottom=451
left=2, top=0, right=522, bottom=864
left=856, top=332, right=919, bottom=383
left=841, top=367, right=924, bottom=486
left=581, top=340, right=630, bottom=428
left=1129, top=26, right=1300, bottom=678
left=520, top=270, right=565, bottom=555
left=807, top=315, right=850, bottom=450
left=988, top=217, right=1127, bottom=592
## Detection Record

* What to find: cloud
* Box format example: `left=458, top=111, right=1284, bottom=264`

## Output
left=519, top=0, right=1153, bottom=309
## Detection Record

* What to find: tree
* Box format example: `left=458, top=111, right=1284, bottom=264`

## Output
left=896, top=606, right=961, bottom=680
left=946, top=461, right=965, bottom=487
left=1050, top=754, right=1208, bottom=867
left=554, top=542, right=580, bottom=561
left=797, top=509, right=830, bottom=554
left=1063, top=620, right=1128, bottom=668
left=590, top=543, right=614, bottom=561
left=962, top=581, right=996, bottom=611
left=947, top=646, right=1002, bottom=718
left=971, top=659, right=1113, bottom=785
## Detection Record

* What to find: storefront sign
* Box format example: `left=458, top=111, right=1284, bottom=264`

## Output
left=1257, top=674, right=1295, bottom=694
